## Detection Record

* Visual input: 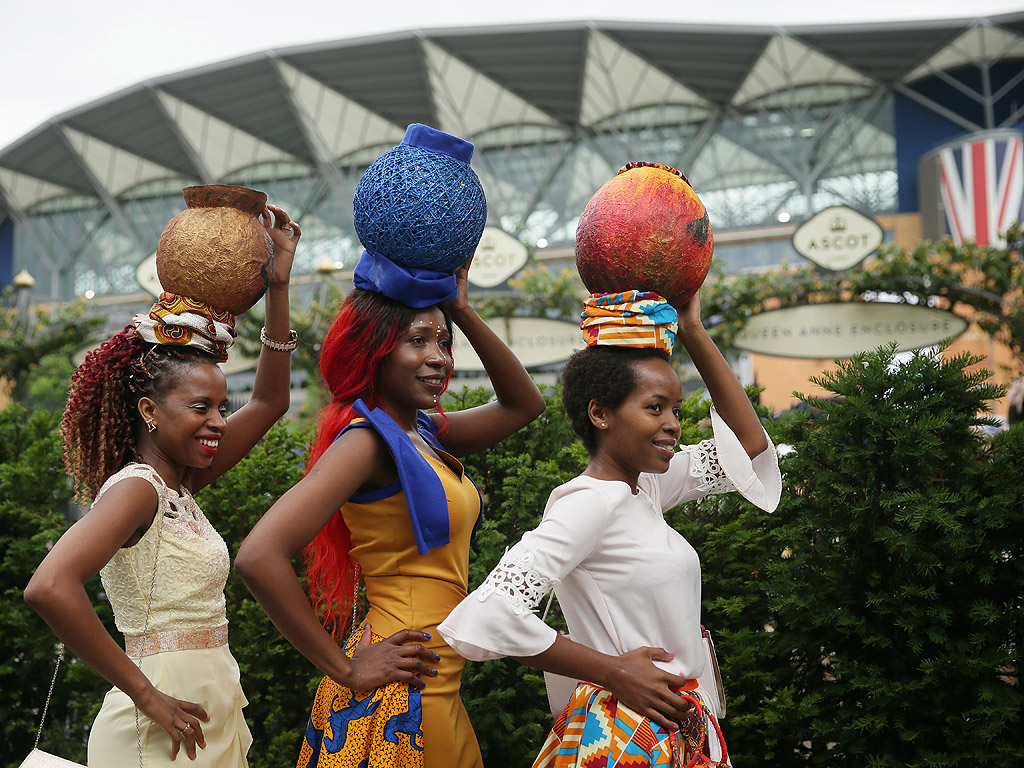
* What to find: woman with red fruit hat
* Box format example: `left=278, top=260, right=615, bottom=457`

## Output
left=439, top=164, right=783, bottom=767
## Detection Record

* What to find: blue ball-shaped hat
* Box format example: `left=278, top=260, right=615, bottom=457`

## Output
left=353, top=124, right=488, bottom=274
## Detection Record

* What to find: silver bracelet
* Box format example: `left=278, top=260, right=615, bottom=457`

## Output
left=260, top=327, right=299, bottom=352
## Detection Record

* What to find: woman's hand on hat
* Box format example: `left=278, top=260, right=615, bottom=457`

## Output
left=443, top=254, right=476, bottom=316
left=675, top=291, right=707, bottom=343
left=262, top=204, right=301, bottom=287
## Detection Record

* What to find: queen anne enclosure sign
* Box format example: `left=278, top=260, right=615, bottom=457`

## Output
left=734, top=302, right=967, bottom=359
left=792, top=206, right=885, bottom=271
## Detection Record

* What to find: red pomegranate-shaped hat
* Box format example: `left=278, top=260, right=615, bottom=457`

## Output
left=574, top=162, right=713, bottom=306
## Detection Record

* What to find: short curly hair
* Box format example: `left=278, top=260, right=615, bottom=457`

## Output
left=561, top=345, right=670, bottom=454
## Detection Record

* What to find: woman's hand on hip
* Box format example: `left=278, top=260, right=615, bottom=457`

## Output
left=347, top=624, right=440, bottom=691
left=134, top=685, right=210, bottom=760
left=605, top=646, right=694, bottom=732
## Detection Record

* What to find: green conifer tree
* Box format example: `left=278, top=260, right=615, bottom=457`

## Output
left=761, top=344, right=1023, bottom=766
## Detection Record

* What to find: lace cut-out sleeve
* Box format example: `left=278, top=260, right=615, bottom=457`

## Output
left=687, top=438, right=737, bottom=495
left=476, top=551, right=560, bottom=615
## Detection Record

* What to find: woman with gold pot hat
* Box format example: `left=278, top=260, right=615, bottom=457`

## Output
left=25, top=192, right=428, bottom=767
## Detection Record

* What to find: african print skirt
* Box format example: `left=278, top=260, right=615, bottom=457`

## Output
left=297, top=627, right=424, bottom=768
left=533, top=682, right=729, bottom=768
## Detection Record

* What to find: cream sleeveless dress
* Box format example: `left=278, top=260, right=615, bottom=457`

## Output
left=87, top=463, right=251, bottom=767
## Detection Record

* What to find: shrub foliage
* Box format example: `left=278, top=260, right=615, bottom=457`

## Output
left=3, top=344, right=1022, bottom=766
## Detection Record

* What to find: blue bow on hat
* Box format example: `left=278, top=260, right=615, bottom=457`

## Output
left=353, top=250, right=459, bottom=308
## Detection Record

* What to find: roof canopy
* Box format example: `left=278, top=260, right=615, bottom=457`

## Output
left=3, top=14, right=1022, bottom=298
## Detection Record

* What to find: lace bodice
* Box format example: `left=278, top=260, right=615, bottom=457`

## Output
left=97, top=464, right=229, bottom=639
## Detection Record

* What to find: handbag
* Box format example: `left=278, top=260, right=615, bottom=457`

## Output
left=694, top=626, right=726, bottom=719
left=543, top=642, right=581, bottom=718
left=19, top=643, right=87, bottom=768
left=539, top=592, right=581, bottom=717
left=19, top=750, right=85, bottom=768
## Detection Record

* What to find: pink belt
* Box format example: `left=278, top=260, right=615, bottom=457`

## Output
left=125, top=624, right=228, bottom=658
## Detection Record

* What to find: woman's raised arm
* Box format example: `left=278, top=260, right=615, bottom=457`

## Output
left=675, top=292, right=768, bottom=459
left=193, top=205, right=300, bottom=490
left=432, top=256, right=546, bottom=456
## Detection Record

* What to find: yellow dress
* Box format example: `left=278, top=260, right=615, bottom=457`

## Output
left=88, top=463, right=251, bottom=767
left=297, top=416, right=483, bottom=768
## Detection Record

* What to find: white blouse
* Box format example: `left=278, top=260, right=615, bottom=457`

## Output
left=438, top=406, right=782, bottom=687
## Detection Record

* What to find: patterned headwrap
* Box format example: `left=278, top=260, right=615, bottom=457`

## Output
left=133, top=292, right=237, bottom=361
left=580, top=290, right=678, bottom=353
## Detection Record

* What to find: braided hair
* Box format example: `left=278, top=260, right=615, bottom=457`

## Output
left=61, top=325, right=217, bottom=503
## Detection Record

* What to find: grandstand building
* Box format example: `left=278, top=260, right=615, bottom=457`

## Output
left=2, top=13, right=1022, bottom=410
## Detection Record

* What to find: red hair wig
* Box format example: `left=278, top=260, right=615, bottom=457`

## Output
left=304, top=288, right=452, bottom=637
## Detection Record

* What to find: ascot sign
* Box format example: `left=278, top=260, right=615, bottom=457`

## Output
left=733, top=302, right=968, bottom=359
left=792, top=205, right=884, bottom=271
left=468, top=226, right=529, bottom=288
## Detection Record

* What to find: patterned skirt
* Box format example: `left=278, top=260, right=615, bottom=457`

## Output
left=533, top=682, right=729, bottom=768
left=297, top=627, right=424, bottom=768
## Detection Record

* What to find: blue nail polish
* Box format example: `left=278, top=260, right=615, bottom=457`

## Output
left=434, top=653, right=441, bottom=661
left=423, top=632, right=431, bottom=639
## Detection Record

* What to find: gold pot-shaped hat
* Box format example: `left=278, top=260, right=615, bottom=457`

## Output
left=156, top=185, right=272, bottom=316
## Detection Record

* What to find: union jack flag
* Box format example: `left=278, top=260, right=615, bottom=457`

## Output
left=938, top=131, right=1023, bottom=248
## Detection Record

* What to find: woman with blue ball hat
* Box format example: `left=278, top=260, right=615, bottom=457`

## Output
left=237, top=124, right=545, bottom=768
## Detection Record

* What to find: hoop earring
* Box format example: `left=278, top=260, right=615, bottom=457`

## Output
left=145, top=418, right=157, bottom=433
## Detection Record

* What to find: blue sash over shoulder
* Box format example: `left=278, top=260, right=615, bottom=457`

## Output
left=336, top=399, right=452, bottom=555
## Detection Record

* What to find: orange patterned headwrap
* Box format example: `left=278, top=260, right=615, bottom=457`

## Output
left=133, top=293, right=236, bottom=361
left=580, top=290, right=678, bottom=353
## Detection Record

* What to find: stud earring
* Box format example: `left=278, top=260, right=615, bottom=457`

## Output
left=145, top=418, right=156, bottom=433
left=600, top=422, right=606, bottom=428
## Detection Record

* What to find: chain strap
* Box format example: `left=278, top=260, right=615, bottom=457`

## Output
left=32, top=642, right=66, bottom=750
left=133, top=500, right=165, bottom=768
left=349, top=563, right=363, bottom=637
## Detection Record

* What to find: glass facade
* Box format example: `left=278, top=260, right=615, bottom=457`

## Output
left=2, top=16, right=1020, bottom=301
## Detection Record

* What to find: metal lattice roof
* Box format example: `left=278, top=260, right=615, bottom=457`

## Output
left=2, top=13, right=1022, bottom=299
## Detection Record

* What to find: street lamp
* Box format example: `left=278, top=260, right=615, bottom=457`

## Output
left=13, top=268, right=35, bottom=316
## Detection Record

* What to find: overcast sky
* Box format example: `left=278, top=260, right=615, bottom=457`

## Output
left=2, top=0, right=1020, bottom=150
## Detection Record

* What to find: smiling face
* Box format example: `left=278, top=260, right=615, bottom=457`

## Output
left=591, top=357, right=682, bottom=481
left=137, top=360, right=229, bottom=473
left=379, top=307, right=453, bottom=414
